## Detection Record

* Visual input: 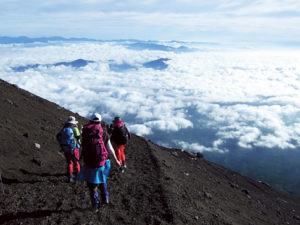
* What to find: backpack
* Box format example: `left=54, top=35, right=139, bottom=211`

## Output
left=57, top=126, right=76, bottom=152
left=111, top=125, right=128, bottom=145
left=81, top=123, right=108, bottom=168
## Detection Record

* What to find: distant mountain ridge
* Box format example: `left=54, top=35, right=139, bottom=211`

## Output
left=11, top=59, right=96, bottom=72
left=0, top=36, right=97, bottom=44
left=0, top=36, right=202, bottom=52
left=11, top=58, right=171, bottom=72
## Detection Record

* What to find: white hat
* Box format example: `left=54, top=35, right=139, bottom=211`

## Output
left=65, top=116, right=78, bottom=125
left=91, top=113, right=102, bottom=123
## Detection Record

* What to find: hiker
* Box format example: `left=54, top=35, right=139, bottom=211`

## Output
left=110, top=116, right=131, bottom=172
left=77, top=113, right=121, bottom=212
left=57, top=116, right=81, bottom=182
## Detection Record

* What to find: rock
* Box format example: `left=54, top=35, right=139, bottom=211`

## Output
left=277, top=198, right=288, bottom=204
left=23, top=133, right=29, bottom=138
left=212, top=213, right=219, bottom=218
left=171, top=151, right=178, bottom=157
left=31, top=158, right=42, bottom=166
left=293, top=215, right=300, bottom=220
left=6, top=98, right=14, bottom=105
left=230, top=183, right=239, bottom=189
left=258, top=180, right=271, bottom=187
left=34, top=143, right=41, bottom=149
left=164, top=176, right=171, bottom=181
left=242, top=189, right=250, bottom=195
left=162, top=161, right=171, bottom=168
left=204, top=191, right=212, bottom=199
left=184, top=151, right=196, bottom=158
left=57, top=151, right=65, bottom=158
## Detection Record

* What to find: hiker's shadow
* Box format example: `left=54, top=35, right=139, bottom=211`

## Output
left=1, top=169, right=66, bottom=185
left=0, top=207, right=90, bottom=224
left=19, top=169, right=66, bottom=178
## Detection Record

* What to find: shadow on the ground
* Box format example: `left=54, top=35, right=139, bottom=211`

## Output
left=0, top=207, right=88, bottom=224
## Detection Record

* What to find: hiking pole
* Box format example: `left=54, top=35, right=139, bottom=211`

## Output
left=0, top=173, right=4, bottom=194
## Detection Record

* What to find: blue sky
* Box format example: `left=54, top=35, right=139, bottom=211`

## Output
left=1, top=0, right=300, bottom=43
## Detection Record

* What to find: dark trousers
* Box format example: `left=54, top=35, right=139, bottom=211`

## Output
left=87, top=183, right=109, bottom=208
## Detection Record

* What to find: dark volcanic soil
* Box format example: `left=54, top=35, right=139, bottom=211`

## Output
left=1, top=79, right=300, bottom=225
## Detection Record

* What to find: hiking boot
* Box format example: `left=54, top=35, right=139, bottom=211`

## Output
left=91, top=205, right=100, bottom=213
left=69, top=174, right=75, bottom=183
left=119, top=166, right=125, bottom=173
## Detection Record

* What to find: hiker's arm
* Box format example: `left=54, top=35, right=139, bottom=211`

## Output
left=73, top=127, right=81, bottom=141
left=124, top=124, right=131, bottom=139
left=106, top=139, right=121, bottom=167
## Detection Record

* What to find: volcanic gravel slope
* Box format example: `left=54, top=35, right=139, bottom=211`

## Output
left=0, top=78, right=300, bottom=225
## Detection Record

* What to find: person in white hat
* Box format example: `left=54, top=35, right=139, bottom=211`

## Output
left=57, top=116, right=81, bottom=182
left=77, top=113, right=120, bottom=212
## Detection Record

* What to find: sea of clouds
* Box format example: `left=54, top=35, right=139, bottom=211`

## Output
left=1, top=40, right=300, bottom=154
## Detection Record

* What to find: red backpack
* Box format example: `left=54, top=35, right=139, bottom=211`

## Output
left=81, top=123, right=108, bottom=168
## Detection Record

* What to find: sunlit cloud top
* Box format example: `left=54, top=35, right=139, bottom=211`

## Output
left=1, top=0, right=300, bottom=43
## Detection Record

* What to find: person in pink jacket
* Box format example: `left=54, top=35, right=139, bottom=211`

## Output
left=77, top=113, right=120, bottom=212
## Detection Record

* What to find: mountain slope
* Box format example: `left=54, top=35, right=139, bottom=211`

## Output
left=0, top=79, right=300, bottom=225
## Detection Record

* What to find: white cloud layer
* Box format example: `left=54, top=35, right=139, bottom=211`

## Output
left=1, top=41, right=300, bottom=153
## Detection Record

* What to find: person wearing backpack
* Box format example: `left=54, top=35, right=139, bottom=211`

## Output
left=57, top=116, right=81, bottom=182
left=110, top=116, right=131, bottom=172
left=77, top=113, right=120, bottom=212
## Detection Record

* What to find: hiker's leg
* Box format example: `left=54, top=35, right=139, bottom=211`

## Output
left=69, top=163, right=74, bottom=174
left=112, top=143, right=123, bottom=166
left=87, top=183, right=100, bottom=209
left=116, top=146, right=123, bottom=166
left=73, top=149, right=81, bottom=173
left=76, top=162, right=81, bottom=173
left=64, top=152, right=73, bottom=175
left=99, top=183, right=109, bottom=204
left=120, top=145, right=126, bottom=166
left=68, top=163, right=75, bottom=182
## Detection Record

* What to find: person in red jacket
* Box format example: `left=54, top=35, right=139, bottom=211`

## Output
left=110, top=116, right=131, bottom=172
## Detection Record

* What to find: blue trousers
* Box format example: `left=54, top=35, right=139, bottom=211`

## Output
left=87, top=183, right=109, bottom=208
